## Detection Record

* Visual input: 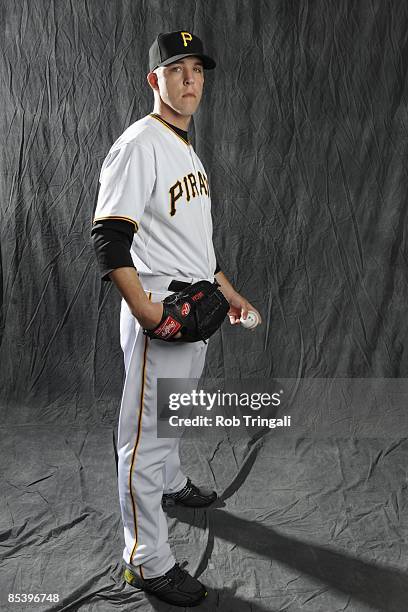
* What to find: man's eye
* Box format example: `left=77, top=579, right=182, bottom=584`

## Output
left=194, top=67, right=203, bottom=73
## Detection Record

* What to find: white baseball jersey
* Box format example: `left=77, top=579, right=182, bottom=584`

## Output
left=93, top=113, right=216, bottom=280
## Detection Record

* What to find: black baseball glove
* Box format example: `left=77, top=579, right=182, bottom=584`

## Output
left=143, top=280, right=230, bottom=343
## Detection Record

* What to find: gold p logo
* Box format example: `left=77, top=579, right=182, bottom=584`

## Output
left=181, top=31, right=192, bottom=47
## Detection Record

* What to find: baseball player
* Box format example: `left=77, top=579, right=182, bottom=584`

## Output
left=91, top=30, right=262, bottom=607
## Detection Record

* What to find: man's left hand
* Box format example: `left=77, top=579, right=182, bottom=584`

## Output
left=227, top=291, right=262, bottom=326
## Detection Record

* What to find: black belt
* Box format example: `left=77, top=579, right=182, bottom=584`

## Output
left=168, top=280, right=192, bottom=291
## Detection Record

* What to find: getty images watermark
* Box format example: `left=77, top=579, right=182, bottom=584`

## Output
left=157, top=379, right=292, bottom=437
left=159, top=378, right=408, bottom=439
left=167, top=389, right=291, bottom=429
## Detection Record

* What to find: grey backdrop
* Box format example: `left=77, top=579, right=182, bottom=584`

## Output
left=1, top=1, right=408, bottom=611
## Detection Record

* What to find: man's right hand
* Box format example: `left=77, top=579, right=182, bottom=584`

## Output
left=108, top=267, right=165, bottom=330
left=137, top=301, right=164, bottom=330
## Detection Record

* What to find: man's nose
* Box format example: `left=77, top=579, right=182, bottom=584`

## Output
left=183, top=70, right=195, bottom=84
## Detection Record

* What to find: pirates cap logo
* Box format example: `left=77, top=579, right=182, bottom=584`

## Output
left=181, top=31, right=192, bottom=47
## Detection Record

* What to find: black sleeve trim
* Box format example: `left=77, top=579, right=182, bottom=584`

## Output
left=91, top=219, right=135, bottom=282
left=214, top=261, right=221, bottom=274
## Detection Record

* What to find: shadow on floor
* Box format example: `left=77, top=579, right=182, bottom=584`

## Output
left=164, top=504, right=407, bottom=612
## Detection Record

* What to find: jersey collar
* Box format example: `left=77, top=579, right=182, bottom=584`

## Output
left=149, top=113, right=190, bottom=146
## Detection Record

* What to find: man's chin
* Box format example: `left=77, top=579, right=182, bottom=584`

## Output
left=173, top=108, right=198, bottom=119
left=177, top=99, right=201, bottom=116
left=162, top=100, right=200, bottom=118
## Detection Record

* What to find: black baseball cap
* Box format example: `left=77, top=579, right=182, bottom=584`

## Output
left=149, top=30, right=216, bottom=72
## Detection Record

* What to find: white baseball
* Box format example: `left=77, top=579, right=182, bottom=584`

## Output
left=240, top=310, right=259, bottom=330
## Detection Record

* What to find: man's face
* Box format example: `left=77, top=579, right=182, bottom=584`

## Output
left=154, top=56, right=204, bottom=117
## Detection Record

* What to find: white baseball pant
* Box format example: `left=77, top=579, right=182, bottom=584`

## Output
left=117, top=289, right=207, bottom=579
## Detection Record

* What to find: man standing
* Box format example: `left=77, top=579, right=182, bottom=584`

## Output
left=91, top=31, right=261, bottom=607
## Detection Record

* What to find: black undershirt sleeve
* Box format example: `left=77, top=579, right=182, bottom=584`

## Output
left=91, top=219, right=135, bottom=282
left=91, top=219, right=221, bottom=282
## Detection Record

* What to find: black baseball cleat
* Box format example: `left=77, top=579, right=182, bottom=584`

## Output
left=123, top=561, right=208, bottom=607
left=162, top=477, right=217, bottom=508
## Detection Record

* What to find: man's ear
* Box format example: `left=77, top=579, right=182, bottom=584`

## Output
left=147, top=71, right=159, bottom=92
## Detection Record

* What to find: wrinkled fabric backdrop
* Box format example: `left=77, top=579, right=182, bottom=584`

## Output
left=1, top=1, right=408, bottom=611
